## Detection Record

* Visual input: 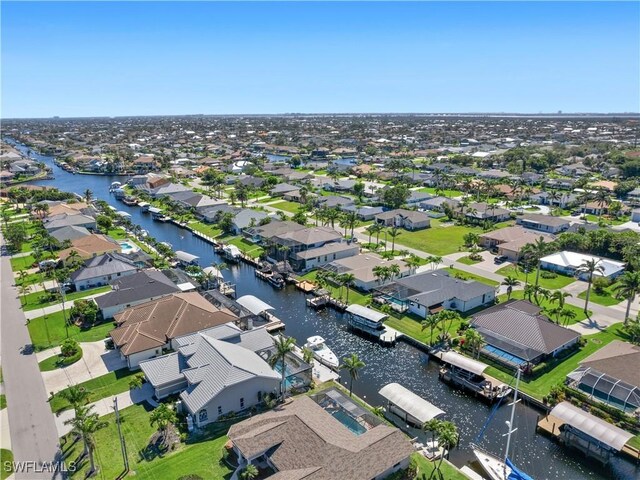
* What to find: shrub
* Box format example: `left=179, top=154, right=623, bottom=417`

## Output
left=540, top=271, right=558, bottom=279
left=60, top=338, right=80, bottom=358
left=592, top=277, right=611, bottom=295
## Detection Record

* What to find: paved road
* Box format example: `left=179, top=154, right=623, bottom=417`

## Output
left=1, top=234, right=64, bottom=479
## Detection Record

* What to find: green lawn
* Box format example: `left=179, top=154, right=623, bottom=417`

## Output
left=497, top=291, right=586, bottom=325
left=21, top=285, right=111, bottom=311
left=50, top=368, right=138, bottom=413
left=27, top=311, right=115, bottom=350
left=418, top=187, right=465, bottom=198
left=219, top=235, right=264, bottom=259
left=300, top=270, right=371, bottom=306
left=106, top=228, right=127, bottom=240
left=63, top=404, right=233, bottom=479
left=10, top=254, right=37, bottom=271
left=270, top=200, right=303, bottom=213
left=385, top=311, right=465, bottom=346
left=577, top=284, right=622, bottom=307
left=486, top=323, right=629, bottom=400
left=496, top=265, right=577, bottom=290
left=14, top=271, right=48, bottom=287
left=394, top=219, right=489, bottom=256
left=0, top=394, right=6, bottom=410
left=38, top=350, right=83, bottom=372
left=189, top=221, right=223, bottom=238
left=411, top=452, right=468, bottom=480
left=448, top=267, right=499, bottom=287
left=457, top=255, right=482, bottom=265
left=1, top=449, right=13, bottom=480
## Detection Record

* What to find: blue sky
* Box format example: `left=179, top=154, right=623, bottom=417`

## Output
left=2, top=1, right=638, bottom=117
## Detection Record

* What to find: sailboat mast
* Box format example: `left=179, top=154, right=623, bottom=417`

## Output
left=503, top=367, right=521, bottom=470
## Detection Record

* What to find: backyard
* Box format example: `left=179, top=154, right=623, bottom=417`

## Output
left=485, top=323, right=629, bottom=400
left=63, top=403, right=234, bottom=479
left=27, top=311, right=115, bottom=350
left=269, top=199, right=304, bottom=214
left=299, top=270, right=371, bottom=306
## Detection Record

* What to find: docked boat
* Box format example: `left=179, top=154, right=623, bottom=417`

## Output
left=438, top=351, right=511, bottom=402
left=138, top=202, right=150, bottom=212
left=221, top=244, right=242, bottom=263
left=304, top=336, right=339, bottom=368
left=472, top=368, right=533, bottom=480
left=109, top=181, right=122, bottom=192
left=122, top=195, right=138, bottom=206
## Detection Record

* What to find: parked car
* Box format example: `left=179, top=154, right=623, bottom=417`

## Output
left=494, top=255, right=508, bottom=264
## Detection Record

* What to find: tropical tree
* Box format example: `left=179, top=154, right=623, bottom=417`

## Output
left=240, top=464, right=259, bottom=480
left=340, top=273, right=356, bottom=304
left=624, top=318, right=640, bottom=345
left=83, top=189, right=93, bottom=204
left=387, top=226, right=401, bottom=254
left=549, top=290, right=572, bottom=310
left=64, top=404, right=108, bottom=476
left=577, top=258, right=605, bottom=314
left=301, top=346, right=314, bottom=365
left=521, top=236, right=550, bottom=288
left=129, top=373, right=144, bottom=391
left=432, top=421, right=459, bottom=479
left=614, top=271, right=640, bottom=325
left=501, top=276, right=521, bottom=300
left=58, top=384, right=89, bottom=413
left=464, top=329, right=484, bottom=359
left=560, top=308, right=577, bottom=326
left=340, top=353, right=366, bottom=397
left=149, top=403, right=178, bottom=448
left=267, top=336, right=296, bottom=401
left=403, top=254, right=422, bottom=274
left=423, top=418, right=441, bottom=445
left=421, top=315, right=441, bottom=346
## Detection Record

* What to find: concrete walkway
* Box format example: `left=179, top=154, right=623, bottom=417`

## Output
left=24, top=291, right=109, bottom=320
left=1, top=407, right=11, bottom=450
left=10, top=251, right=33, bottom=259
left=55, top=383, right=156, bottom=437
left=39, top=340, right=127, bottom=395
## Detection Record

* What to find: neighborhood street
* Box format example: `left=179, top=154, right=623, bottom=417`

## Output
left=1, top=233, right=64, bottom=479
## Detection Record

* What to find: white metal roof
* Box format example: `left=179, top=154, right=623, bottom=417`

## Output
left=202, top=266, right=223, bottom=279
left=379, top=383, right=445, bottom=423
left=550, top=401, right=633, bottom=451
left=148, top=207, right=162, bottom=214
left=237, top=295, right=274, bottom=315
left=441, top=351, right=488, bottom=376
left=175, top=250, right=200, bottom=262
left=345, top=304, right=388, bottom=323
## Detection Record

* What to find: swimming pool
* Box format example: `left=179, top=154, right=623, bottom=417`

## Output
left=483, top=345, right=527, bottom=366
left=119, top=241, right=140, bottom=254
left=328, top=408, right=367, bottom=435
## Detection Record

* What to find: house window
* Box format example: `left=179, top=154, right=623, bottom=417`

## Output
left=217, top=406, right=222, bottom=416
left=240, top=397, right=245, bottom=409
left=199, top=409, right=208, bottom=422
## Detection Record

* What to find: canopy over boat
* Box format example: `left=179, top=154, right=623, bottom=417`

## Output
left=237, top=295, right=274, bottom=316
left=379, top=383, right=445, bottom=424
left=441, top=350, right=489, bottom=376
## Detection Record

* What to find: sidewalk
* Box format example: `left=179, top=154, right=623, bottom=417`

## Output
left=24, top=291, right=109, bottom=320
left=55, top=383, right=157, bottom=437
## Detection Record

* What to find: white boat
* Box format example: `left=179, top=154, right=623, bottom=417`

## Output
left=304, top=336, right=339, bottom=368
left=472, top=368, right=534, bottom=480
left=221, top=244, right=242, bottom=262
left=109, top=181, right=122, bottom=192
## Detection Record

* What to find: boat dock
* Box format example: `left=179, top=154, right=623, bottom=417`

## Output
left=306, top=295, right=329, bottom=309
left=295, top=279, right=316, bottom=293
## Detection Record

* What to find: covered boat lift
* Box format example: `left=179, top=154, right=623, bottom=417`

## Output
left=438, top=351, right=511, bottom=402
left=441, top=351, right=488, bottom=376
left=237, top=295, right=275, bottom=316
left=379, top=383, right=445, bottom=426
left=543, top=401, right=634, bottom=463
left=174, top=250, right=200, bottom=266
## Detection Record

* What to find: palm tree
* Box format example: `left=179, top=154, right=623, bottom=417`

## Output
left=403, top=254, right=422, bottom=274
left=614, top=272, right=640, bottom=325
left=577, top=258, right=605, bottom=314
left=149, top=403, right=178, bottom=448
left=421, top=315, right=441, bottom=346
left=501, top=276, right=521, bottom=300
left=560, top=308, right=577, bottom=327
left=57, top=384, right=89, bottom=413
left=430, top=255, right=443, bottom=271
left=128, top=374, right=144, bottom=391
left=549, top=290, right=572, bottom=310
left=423, top=418, right=442, bottom=446
left=464, top=329, right=484, bottom=359
left=340, top=353, right=366, bottom=397
left=18, top=285, right=29, bottom=306
left=521, top=236, right=549, bottom=288
left=240, top=464, right=259, bottom=480
left=432, top=421, right=459, bottom=478
left=66, top=249, right=83, bottom=270
left=387, top=226, right=401, bottom=254
left=64, top=404, right=108, bottom=476
left=592, top=188, right=609, bottom=218
left=340, top=273, right=356, bottom=303
left=388, top=264, right=401, bottom=282
left=83, top=189, right=93, bottom=204
left=268, top=336, right=296, bottom=401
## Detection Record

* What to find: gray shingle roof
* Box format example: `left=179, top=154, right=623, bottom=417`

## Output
left=95, top=269, right=179, bottom=309
left=70, top=253, right=138, bottom=282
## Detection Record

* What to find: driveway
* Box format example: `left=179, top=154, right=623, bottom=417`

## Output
left=40, top=340, right=127, bottom=394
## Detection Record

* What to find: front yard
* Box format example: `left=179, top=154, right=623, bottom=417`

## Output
left=496, top=265, right=577, bottom=290
left=497, top=291, right=586, bottom=325
left=577, top=281, right=621, bottom=307
left=62, top=403, right=234, bottom=479
left=21, top=285, right=111, bottom=311
left=447, top=267, right=500, bottom=287
left=270, top=200, right=303, bottom=213
left=27, top=311, right=115, bottom=350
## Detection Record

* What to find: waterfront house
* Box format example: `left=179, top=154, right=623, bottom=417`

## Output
left=133, top=155, right=158, bottom=173
left=566, top=340, right=640, bottom=413
left=47, top=201, right=94, bottom=217
left=470, top=300, right=581, bottom=368
left=419, top=196, right=460, bottom=212
left=96, top=269, right=180, bottom=319
left=49, top=225, right=92, bottom=244
left=374, top=208, right=431, bottom=230
left=111, top=291, right=239, bottom=368
left=291, top=241, right=359, bottom=272
left=70, top=253, right=139, bottom=291
left=231, top=209, right=270, bottom=235
left=139, top=326, right=280, bottom=426
left=227, top=393, right=413, bottom=480
left=43, top=213, right=97, bottom=233
left=539, top=251, right=625, bottom=280
left=374, top=269, right=495, bottom=316
left=243, top=220, right=306, bottom=244
left=58, top=233, right=121, bottom=263
left=516, top=214, right=570, bottom=234
left=270, top=183, right=300, bottom=197
left=324, top=253, right=412, bottom=291
left=268, top=226, right=343, bottom=263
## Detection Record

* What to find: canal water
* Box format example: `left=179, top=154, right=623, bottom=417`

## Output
left=9, top=139, right=637, bottom=480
